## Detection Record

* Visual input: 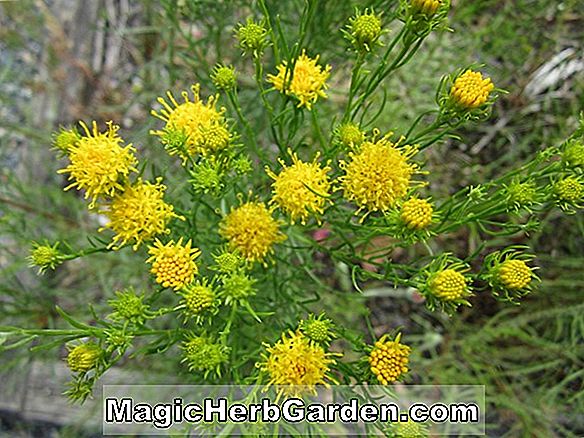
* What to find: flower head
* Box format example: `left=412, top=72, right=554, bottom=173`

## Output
left=340, top=136, right=417, bottom=214
left=504, top=179, right=537, bottom=211
left=100, top=178, right=181, bottom=250
left=257, top=330, right=337, bottom=396
left=483, top=249, right=538, bottom=303
left=266, top=151, right=331, bottom=224
left=299, top=313, right=336, bottom=344
left=58, top=121, right=137, bottom=208
left=219, top=201, right=285, bottom=263
left=180, top=279, right=217, bottom=320
left=430, top=269, right=468, bottom=301
left=219, top=272, right=256, bottom=306
left=400, top=198, right=434, bottom=230
left=236, top=18, right=269, bottom=57
left=392, top=416, right=428, bottom=437
left=108, top=289, right=150, bottom=326
left=346, top=9, right=383, bottom=52
left=212, top=248, right=245, bottom=274
left=28, top=241, right=64, bottom=274
left=151, top=84, right=227, bottom=158
left=554, top=176, right=583, bottom=204
left=66, top=342, right=102, bottom=373
left=450, top=70, right=494, bottom=109
left=52, top=126, right=81, bottom=154
left=562, top=140, right=584, bottom=169
left=498, top=259, right=532, bottom=290
left=368, top=333, right=411, bottom=385
left=211, top=64, right=237, bottom=91
left=189, top=158, right=223, bottom=195
left=181, top=334, right=229, bottom=377
left=337, top=122, right=364, bottom=148
left=410, top=0, right=442, bottom=16
left=267, top=50, right=331, bottom=109
left=146, top=238, right=201, bottom=290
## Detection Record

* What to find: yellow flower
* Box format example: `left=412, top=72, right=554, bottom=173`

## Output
left=266, top=151, right=331, bottom=224
left=100, top=178, right=181, bottom=250
left=498, top=259, right=532, bottom=290
left=411, top=0, right=442, bottom=16
left=450, top=70, right=494, bottom=109
left=340, top=136, right=417, bottom=214
left=430, top=269, right=467, bottom=301
left=151, top=84, right=227, bottom=157
left=67, top=342, right=102, bottom=373
left=219, top=201, right=285, bottom=263
left=267, top=50, right=331, bottom=109
left=368, top=333, right=411, bottom=385
left=58, top=121, right=137, bottom=208
left=147, top=238, right=201, bottom=290
left=257, top=330, right=337, bottom=396
left=401, top=198, right=434, bottom=229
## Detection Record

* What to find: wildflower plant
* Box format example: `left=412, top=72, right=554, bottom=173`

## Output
left=4, top=2, right=583, bottom=421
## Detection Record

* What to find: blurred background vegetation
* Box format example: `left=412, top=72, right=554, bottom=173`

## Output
left=1, top=0, right=582, bottom=436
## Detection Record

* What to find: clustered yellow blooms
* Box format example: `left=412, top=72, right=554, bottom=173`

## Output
left=58, top=121, right=137, bottom=208
left=100, top=178, right=181, bottom=250
left=268, top=50, right=331, bottom=109
left=146, top=238, right=201, bottom=290
left=450, top=70, right=494, bottom=109
left=151, top=84, right=228, bottom=157
left=400, top=198, right=434, bottom=229
left=498, top=259, right=532, bottom=290
left=340, top=136, right=417, bottom=214
left=258, top=330, right=337, bottom=395
left=266, top=151, right=331, bottom=224
left=66, top=343, right=102, bottom=373
left=430, top=269, right=468, bottom=301
left=369, top=334, right=411, bottom=385
left=219, top=201, right=285, bottom=263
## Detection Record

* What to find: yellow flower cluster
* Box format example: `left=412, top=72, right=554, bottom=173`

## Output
left=369, top=334, right=411, bottom=385
left=147, top=238, right=201, bottom=290
left=430, top=269, right=467, bottom=301
left=498, top=259, right=532, bottom=290
left=341, top=137, right=417, bottom=213
left=58, top=121, right=137, bottom=208
left=67, top=343, right=102, bottom=373
left=450, top=70, right=494, bottom=109
left=100, top=178, right=181, bottom=250
left=267, top=152, right=331, bottom=224
left=258, top=330, right=337, bottom=395
left=268, top=50, right=331, bottom=109
left=219, top=201, right=285, bottom=263
left=401, top=198, right=434, bottom=229
left=151, top=84, right=228, bottom=157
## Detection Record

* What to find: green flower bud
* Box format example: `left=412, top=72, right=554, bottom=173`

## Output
left=211, top=64, right=237, bottom=91
left=181, top=334, right=229, bottom=377
left=28, top=241, right=64, bottom=274
left=108, top=289, right=149, bottom=326
left=236, top=18, right=269, bottom=57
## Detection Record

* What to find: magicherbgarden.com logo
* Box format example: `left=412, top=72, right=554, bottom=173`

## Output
left=101, top=385, right=485, bottom=436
